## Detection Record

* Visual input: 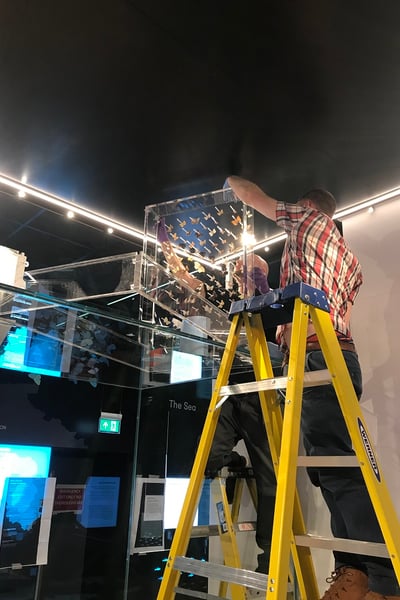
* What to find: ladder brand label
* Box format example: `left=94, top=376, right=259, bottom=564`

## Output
left=357, top=418, right=381, bottom=482
left=216, top=501, right=228, bottom=533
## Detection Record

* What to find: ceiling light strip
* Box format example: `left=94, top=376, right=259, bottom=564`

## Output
left=1, top=173, right=399, bottom=265
left=334, top=187, right=400, bottom=219
left=0, top=173, right=144, bottom=242
left=0, top=173, right=223, bottom=270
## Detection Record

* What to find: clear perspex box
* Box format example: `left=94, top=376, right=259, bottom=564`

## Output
left=139, top=187, right=256, bottom=345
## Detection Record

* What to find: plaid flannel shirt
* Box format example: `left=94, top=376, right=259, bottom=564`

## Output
left=275, top=201, right=363, bottom=344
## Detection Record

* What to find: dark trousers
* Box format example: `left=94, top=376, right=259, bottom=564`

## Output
left=302, top=350, right=399, bottom=595
left=206, top=392, right=276, bottom=571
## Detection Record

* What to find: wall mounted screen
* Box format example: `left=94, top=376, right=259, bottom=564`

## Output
left=169, top=350, right=202, bottom=384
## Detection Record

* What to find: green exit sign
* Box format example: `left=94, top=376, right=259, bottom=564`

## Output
left=98, top=412, right=122, bottom=435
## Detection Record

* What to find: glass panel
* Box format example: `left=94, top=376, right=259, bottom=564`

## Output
left=0, top=282, right=260, bottom=390
left=140, top=187, right=265, bottom=350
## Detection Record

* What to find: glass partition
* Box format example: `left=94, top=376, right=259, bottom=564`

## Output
left=0, top=278, right=280, bottom=600
left=0, top=184, right=281, bottom=600
left=0, top=281, right=260, bottom=391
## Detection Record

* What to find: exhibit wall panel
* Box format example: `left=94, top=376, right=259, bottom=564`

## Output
left=345, top=197, right=400, bottom=508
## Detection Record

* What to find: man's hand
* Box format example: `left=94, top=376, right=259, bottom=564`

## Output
left=222, top=178, right=238, bottom=203
left=156, top=217, right=170, bottom=244
left=234, top=253, right=270, bottom=296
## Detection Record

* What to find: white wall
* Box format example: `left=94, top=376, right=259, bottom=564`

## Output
left=346, top=197, right=400, bottom=504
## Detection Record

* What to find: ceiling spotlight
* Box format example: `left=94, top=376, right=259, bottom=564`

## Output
left=67, top=210, right=75, bottom=219
left=18, top=188, right=26, bottom=198
left=264, top=246, right=270, bottom=252
left=107, top=227, right=114, bottom=234
left=367, top=206, right=374, bottom=214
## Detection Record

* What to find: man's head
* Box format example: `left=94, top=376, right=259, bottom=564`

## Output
left=297, top=188, right=336, bottom=217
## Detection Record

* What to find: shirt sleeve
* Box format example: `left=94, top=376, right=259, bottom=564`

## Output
left=347, top=262, right=363, bottom=304
left=275, top=201, right=307, bottom=230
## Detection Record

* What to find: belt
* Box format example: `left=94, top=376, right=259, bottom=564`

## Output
left=305, top=340, right=356, bottom=353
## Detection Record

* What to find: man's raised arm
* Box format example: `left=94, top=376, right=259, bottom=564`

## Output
left=227, top=175, right=279, bottom=222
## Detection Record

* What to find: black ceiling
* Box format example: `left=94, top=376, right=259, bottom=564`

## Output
left=1, top=0, right=400, bottom=267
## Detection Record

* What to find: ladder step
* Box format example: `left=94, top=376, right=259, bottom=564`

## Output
left=174, top=587, right=229, bottom=600
left=191, top=522, right=256, bottom=538
left=219, top=369, right=332, bottom=397
left=295, top=534, right=389, bottom=558
left=173, top=556, right=272, bottom=592
left=297, top=455, right=359, bottom=467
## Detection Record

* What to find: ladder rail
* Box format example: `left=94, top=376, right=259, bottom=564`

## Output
left=311, top=305, right=400, bottom=583
left=246, top=301, right=320, bottom=600
left=156, top=313, right=244, bottom=600
left=244, top=310, right=319, bottom=600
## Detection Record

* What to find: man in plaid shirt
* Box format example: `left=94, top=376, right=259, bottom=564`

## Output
left=227, top=175, right=399, bottom=600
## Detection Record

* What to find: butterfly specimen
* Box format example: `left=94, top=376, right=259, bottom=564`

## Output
left=231, top=215, right=242, bottom=226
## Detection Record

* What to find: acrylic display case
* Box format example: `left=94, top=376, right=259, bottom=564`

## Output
left=0, top=280, right=259, bottom=390
left=141, top=187, right=259, bottom=344
left=21, top=188, right=261, bottom=349
left=26, top=252, right=142, bottom=303
left=7, top=187, right=275, bottom=386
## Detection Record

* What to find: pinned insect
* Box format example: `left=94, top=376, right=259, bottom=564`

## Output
left=231, top=215, right=242, bottom=226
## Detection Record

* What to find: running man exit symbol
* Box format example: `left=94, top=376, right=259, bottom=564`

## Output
left=98, top=412, right=122, bottom=434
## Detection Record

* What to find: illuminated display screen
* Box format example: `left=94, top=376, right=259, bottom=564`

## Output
left=0, top=444, right=52, bottom=568
left=169, top=350, right=202, bottom=384
left=0, top=294, right=75, bottom=379
left=0, top=325, right=62, bottom=377
left=163, top=477, right=198, bottom=529
left=0, top=444, right=52, bottom=502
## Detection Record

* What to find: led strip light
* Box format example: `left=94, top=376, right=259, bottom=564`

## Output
left=0, top=173, right=145, bottom=242
left=1, top=172, right=399, bottom=266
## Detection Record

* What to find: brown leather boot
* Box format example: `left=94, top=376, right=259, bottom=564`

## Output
left=320, top=567, right=368, bottom=599
left=364, top=592, right=400, bottom=599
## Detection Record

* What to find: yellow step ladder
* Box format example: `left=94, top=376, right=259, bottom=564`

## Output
left=211, top=467, right=263, bottom=599
left=156, top=283, right=400, bottom=600
left=188, top=466, right=273, bottom=598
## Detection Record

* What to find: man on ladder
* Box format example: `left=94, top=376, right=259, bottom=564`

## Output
left=227, top=175, right=400, bottom=600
